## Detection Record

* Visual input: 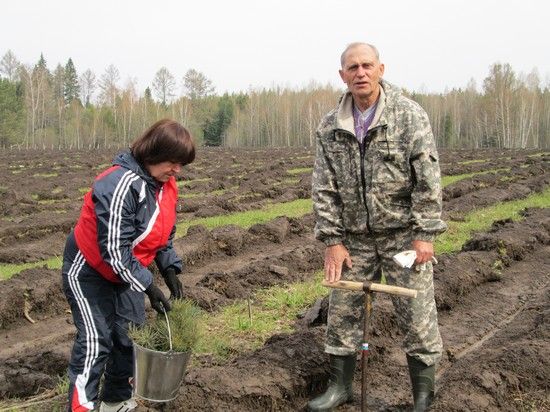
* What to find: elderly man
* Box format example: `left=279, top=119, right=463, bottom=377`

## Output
left=310, top=42, right=447, bottom=411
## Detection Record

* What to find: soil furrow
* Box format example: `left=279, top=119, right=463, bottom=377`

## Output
left=0, top=148, right=548, bottom=411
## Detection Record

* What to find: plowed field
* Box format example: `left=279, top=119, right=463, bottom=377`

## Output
left=0, top=148, right=548, bottom=411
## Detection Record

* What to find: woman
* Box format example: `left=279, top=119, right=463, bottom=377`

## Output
left=62, top=119, right=195, bottom=412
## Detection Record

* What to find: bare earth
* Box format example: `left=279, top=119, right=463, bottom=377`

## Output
left=0, top=148, right=548, bottom=411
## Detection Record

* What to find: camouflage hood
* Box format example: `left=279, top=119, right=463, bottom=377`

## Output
left=319, top=79, right=403, bottom=137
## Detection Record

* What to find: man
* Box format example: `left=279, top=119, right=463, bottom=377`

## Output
left=310, top=43, right=447, bottom=412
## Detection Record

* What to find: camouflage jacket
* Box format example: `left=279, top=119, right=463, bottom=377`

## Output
left=312, top=80, right=447, bottom=246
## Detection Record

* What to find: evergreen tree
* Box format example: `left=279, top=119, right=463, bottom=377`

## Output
left=443, top=113, right=453, bottom=147
left=35, top=53, right=48, bottom=72
left=203, top=94, right=234, bottom=146
left=64, top=58, right=80, bottom=104
left=0, top=79, right=25, bottom=147
left=144, top=86, right=152, bottom=101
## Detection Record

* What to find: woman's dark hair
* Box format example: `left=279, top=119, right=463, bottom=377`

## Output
left=131, top=119, right=195, bottom=166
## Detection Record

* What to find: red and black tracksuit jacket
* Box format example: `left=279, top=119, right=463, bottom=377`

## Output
left=74, top=150, right=182, bottom=288
left=63, top=151, right=182, bottom=411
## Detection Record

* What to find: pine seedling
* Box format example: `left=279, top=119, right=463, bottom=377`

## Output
left=129, top=299, right=202, bottom=353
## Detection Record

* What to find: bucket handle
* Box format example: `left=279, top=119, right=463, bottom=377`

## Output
left=162, top=305, right=173, bottom=352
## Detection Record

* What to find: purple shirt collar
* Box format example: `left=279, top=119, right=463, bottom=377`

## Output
left=353, top=102, right=377, bottom=143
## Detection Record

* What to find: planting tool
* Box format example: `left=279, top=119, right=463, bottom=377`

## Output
left=322, top=279, right=417, bottom=412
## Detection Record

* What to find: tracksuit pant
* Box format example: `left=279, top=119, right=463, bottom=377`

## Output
left=62, top=232, right=145, bottom=411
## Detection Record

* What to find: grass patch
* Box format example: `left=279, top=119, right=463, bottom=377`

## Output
left=273, top=178, right=300, bottom=187
left=0, top=374, right=68, bottom=411
left=436, top=186, right=550, bottom=254
left=33, top=173, right=58, bottom=178
left=177, top=177, right=212, bottom=187
left=0, top=256, right=62, bottom=280
left=180, top=188, right=230, bottom=199
left=191, top=187, right=549, bottom=360
left=441, top=168, right=509, bottom=187
left=458, top=159, right=488, bottom=165
left=30, top=195, right=68, bottom=204
left=527, top=151, right=550, bottom=158
left=176, top=198, right=312, bottom=237
left=287, top=167, right=312, bottom=175
left=54, top=375, right=69, bottom=397
left=195, top=271, right=326, bottom=360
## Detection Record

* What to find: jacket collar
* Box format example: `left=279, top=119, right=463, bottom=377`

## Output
left=113, top=150, right=159, bottom=187
left=335, top=80, right=397, bottom=135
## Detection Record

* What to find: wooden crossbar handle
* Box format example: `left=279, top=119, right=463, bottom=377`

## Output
left=322, top=280, right=417, bottom=298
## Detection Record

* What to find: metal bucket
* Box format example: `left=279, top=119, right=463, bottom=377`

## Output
left=133, top=343, right=191, bottom=402
left=132, top=305, right=191, bottom=402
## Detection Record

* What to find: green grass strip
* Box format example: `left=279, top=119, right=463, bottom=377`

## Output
left=195, top=271, right=325, bottom=360
left=435, top=186, right=550, bottom=254
left=32, top=173, right=59, bottom=178
left=181, top=188, right=228, bottom=199
left=287, top=167, right=313, bottom=175
left=457, top=159, right=488, bottom=165
left=3, top=186, right=548, bottom=280
left=176, top=198, right=312, bottom=237
left=441, top=168, right=509, bottom=187
left=0, top=256, right=62, bottom=280
left=527, top=151, right=550, bottom=157
left=177, top=177, right=212, bottom=187
left=273, top=178, right=300, bottom=187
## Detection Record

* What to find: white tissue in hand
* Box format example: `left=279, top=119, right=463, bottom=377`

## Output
left=392, top=250, right=417, bottom=268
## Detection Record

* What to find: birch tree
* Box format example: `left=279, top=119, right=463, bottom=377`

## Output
left=0, top=50, right=20, bottom=82
left=152, top=67, right=176, bottom=106
left=183, top=69, right=214, bottom=99
left=79, top=69, right=96, bottom=106
left=99, top=64, right=120, bottom=107
left=99, top=64, right=120, bottom=139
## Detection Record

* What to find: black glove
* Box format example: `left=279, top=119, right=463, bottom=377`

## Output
left=162, top=267, right=183, bottom=300
left=145, top=283, right=171, bottom=314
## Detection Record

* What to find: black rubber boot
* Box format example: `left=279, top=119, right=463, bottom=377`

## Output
left=308, top=354, right=355, bottom=411
left=407, top=355, right=435, bottom=412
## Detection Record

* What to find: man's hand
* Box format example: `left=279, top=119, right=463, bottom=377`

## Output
left=162, top=267, right=183, bottom=300
left=412, top=240, right=434, bottom=265
left=145, top=283, right=171, bottom=314
left=324, top=244, right=352, bottom=283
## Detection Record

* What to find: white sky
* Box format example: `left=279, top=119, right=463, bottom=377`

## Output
left=1, top=0, right=548, bottom=95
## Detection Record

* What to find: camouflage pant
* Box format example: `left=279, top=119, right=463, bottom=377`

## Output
left=325, top=230, right=442, bottom=366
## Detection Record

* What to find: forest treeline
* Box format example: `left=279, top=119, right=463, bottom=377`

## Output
left=0, top=50, right=548, bottom=149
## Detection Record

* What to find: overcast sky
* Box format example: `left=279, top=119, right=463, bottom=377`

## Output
left=1, top=0, right=548, bottom=95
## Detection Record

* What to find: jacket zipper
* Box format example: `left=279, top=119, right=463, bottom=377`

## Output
left=359, top=124, right=387, bottom=232
left=333, top=124, right=387, bottom=233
